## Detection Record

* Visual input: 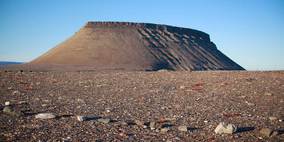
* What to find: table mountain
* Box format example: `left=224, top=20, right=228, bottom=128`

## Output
left=29, top=22, right=244, bottom=71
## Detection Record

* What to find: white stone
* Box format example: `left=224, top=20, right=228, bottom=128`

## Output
left=4, top=101, right=10, bottom=106
left=76, top=115, right=100, bottom=121
left=35, top=113, right=56, bottom=119
left=12, top=90, right=20, bottom=95
left=179, top=86, right=185, bottom=89
left=214, top=122, right=237, bottom=134
left=76, top=115, right=85, bottom=121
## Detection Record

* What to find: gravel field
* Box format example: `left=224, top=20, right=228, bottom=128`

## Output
left=0, top=71, right=283, bottom=141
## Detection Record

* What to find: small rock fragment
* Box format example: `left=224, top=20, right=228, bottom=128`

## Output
left=105, top=108, right=111, bottom=113
left=178, top=125, right=188, bottom=132
left=3, top=106, right=12, bottom=113
left=134, top=120, right=144, bottom=126
left=258, top=137, right=263, bottom=140
left=271, top=131, right=279, bottom=137
left=41, top=104, right=47, bottom=107
left=97, top=118, right=111, bottom=124
left=118, top=132, right=127, bottom=137
left=264, top=92, right=273, bottom=96
left=77, top=98, right=85, bottom=103
left=124, top=120, right=136, bottom=125
left=77, top=115, right=100, bottom=121
left=150, top=122, right=156, bottom=130
left=157, top=69, right=168, bottom=72
left=269, top=116, right=277, bottom=121
left=259, top=128, right=273, bottom=137
left=160, top=127, right=170, bottom=133
left=3, top=106, right=22, bottom=117
left=4, top=101, right=10, bottom=106
left=12, top=90, right=20, bottom=95
left=62, top=136, right=71, bottom=142
left=18, top=101, right=27, bottom=104
left=77, top=116, right=85, bottom=121
left=161, top=106, right=166, bottom=110
left=120, top=121, right=128, bottom=125
left=214, top=122, right=237, bottom=134
left=35, top=113, right=56, bottom=119
left=179, top=85, right=185, bottom=89
left=245, top=101, right=255, bottom=106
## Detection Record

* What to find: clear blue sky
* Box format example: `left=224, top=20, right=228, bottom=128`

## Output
left=0, top=0, right=283, bottom=70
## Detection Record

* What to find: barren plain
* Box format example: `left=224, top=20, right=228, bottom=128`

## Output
left=0, top=70, right=283, bottom=141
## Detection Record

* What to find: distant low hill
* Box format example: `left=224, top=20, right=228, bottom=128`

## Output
left=0, top=61, right=23, bottom=65
left=27, top=22, right=244, bottom=71
left=0, top=61, right=23, bottom=69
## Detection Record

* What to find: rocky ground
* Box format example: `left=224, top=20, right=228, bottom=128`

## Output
left=0, top=70, right=283, bottom=141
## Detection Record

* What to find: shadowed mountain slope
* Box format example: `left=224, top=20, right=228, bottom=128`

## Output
left=29, top=22, right=244, bottom=71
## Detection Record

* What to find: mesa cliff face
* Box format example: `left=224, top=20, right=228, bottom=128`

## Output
left=30, top=22, right=244, bottom=71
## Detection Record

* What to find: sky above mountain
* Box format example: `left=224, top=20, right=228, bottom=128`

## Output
left=0, top=0, right=283, bottom=70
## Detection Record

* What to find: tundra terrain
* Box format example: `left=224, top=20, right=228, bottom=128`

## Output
left=0, top=71, right=283, bottom=141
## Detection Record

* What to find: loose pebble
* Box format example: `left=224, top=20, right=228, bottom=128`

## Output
left=178, top=125, right=188, bottom=132
left=97, top=118, right=111, bottom=124
left=4, top=101, right=10, bottom=106
left=259, top=128, right=273, bottom=137
left=134, top=120, right=144, bottom=126
left=77, top=115, right=85, bottom=121
left=269, top=116, right=277, bottom=121
left=214, top=122, right=237, bottom=134
left=160, top=127, right=170, bottom=133
left=3, top=106, right=22, bottom=117
left=35, top=113, right=56, bottom=119
left=179, top=86, right=185, bottom=89
left=12, top=90, right=20, bottom=95
left=150, top=122, right=156, bottom=130
left=245, top=101, right=255, bottom=106
left=77, top=115, right=100, bottom=121
left=264, top=92, right=273, bottom=96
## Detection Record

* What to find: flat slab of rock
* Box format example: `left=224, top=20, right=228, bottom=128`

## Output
left=178, top=125, right=188, bottom=132
left=268, top=116, right=277, bottom=121
left=214, top=122, right=237, bottom=134
left=97, top=118, right=111, bottom=124
left=160, top=127, right=170, bottom=133
left=35, top=113, right=56, bottom=119
left=3, top=106, right=23, bottom=117
left=259, top=128, right=278, bottom=137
